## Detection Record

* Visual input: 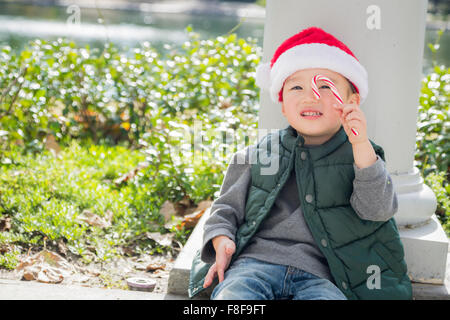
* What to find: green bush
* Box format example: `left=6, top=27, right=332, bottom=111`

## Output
left=416, top=29, right=449, bottom=235
left=425, top=172, right=450, bottom=234
left=0, top=27, right=261, bottom=267
left=416, top=63, right=449, bottom=176
left=0, top=26, right=261, bottom=152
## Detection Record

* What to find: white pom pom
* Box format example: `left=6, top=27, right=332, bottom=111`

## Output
left=255, top=62, right=271, bottom=90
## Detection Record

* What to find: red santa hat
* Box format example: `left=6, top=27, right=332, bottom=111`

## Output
left=255, top=26, right=368, bottom=104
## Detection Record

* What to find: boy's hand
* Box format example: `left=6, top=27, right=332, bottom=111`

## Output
left=332, top=103, right=368, bottom=145
left=203, top=235, right=236, bottom=288
left=333, top=103, right=377, bottom=168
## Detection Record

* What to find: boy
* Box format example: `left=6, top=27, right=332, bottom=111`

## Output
left=189, top=27, right=412, bottom=300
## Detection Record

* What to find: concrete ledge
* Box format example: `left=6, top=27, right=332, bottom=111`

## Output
left=168, top=207, right=212, bottom=300
left=0, top=279, right=186, bottom=300
left=412, top=279, right=450, bottom=300
left=168, top=208, right=450, bottom=300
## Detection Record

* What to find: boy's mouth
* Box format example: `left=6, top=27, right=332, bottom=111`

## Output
left=300, top=110, right=323, bottom=119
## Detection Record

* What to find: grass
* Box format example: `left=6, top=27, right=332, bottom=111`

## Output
left=0, top=140, right=187, bottom=269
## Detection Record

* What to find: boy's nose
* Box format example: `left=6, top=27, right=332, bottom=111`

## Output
left=302, top=87, right=319, bottom=104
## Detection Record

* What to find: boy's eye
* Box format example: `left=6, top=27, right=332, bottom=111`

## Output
left=291, top=86, right=302, bottom=90
left=320, top=85, right=330, bottom=89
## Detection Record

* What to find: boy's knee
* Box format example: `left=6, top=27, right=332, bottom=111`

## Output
left=211, top=280, right=244, bottom=300
left=211, top=286, right=238, bottom=300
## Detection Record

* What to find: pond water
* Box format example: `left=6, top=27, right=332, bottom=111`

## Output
left=0, top=2, right=448, bottom=74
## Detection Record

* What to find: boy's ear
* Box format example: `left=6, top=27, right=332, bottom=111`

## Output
left=349, top=92, right=361, bottom=106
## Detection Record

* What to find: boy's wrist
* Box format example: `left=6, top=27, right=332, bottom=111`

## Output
left=212, top=235, right=232, bottom=251
left=350, top=138, right=369, bottom=146
left=352, top=139, right=377, bottom=169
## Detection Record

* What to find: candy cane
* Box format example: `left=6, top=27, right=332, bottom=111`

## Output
left=311, top=75, right=359, bottom=136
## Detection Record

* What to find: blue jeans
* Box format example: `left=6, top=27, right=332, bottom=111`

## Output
left=211, top=257, right=347, bottom=300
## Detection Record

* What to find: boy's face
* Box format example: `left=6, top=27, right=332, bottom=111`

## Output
left=281, top=68, right=360, bottom=146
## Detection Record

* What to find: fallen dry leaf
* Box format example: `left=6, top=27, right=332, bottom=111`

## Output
left=77, top=210, right=112, bottom=228
left=146, top=263, right=165, bottom=272
left=16, top=249, right=76, bottom=284
left=177, top=195, right=192, bottom=207
left=196, top=200, right=213, bottom=211
left=174, top=195, right=194, bottom=216
left=146, top=232, right=173, bottom=247
left=121, top=245, right=136, bottom=257
left=177, top=200, right=213, bottom=230
left=105, top=209, right=113, bottom=222
left=183, top=200, right=213, bottom=216
left=23, top=265, right=64, bottom=283
left=177, top=209, right=206, bottom=230
left=114, top=162, right=149, bottom=186
left=219, top=99, right=232, bottom=109
left=44, top=134, right=61, bottom=156
left=0, top=216, right=11, bottom=232
left=57, top=239, right=68, bottom=256
left=159, top=200, right=177, bottom=222
left=0, top=244, right=11, bottom=254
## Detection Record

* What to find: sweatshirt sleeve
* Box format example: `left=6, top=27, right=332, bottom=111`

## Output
left=200, top=146, right=252, bottom=264
left=350, top=155, right=398, bottom=222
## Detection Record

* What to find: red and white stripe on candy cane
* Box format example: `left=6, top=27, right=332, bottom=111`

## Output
left=311, top=74, right=359, bottom=136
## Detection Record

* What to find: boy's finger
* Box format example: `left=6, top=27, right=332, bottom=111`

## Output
left=342, top=109, right=356, bottom=122
left=208, top=264, right=218, bottom=285
left=218, top=267, right=225, bottom=283
left=348, top=119, right=361, bottom=129
left=203, top=277, right=210, bottom=288
left=344, top=113, right=361, bottom=122
left=342, top=104, right=355, bottom=116
left=215, top=254, right=225, bottom=283
left=203, top=264, right=217, bottom=288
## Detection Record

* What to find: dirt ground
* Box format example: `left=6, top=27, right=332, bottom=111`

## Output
left=0, top=251, right=175, bottom=294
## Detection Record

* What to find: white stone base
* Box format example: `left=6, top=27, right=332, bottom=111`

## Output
left=400, top=214, right=449, bottom=284
left=391, top=168, right=438, bottom=226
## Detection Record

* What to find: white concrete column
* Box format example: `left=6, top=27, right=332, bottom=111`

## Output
left=259, top=0, right=448, bottom=284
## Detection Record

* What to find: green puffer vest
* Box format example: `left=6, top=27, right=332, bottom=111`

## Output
left=189, top=125, right=412, bottom=300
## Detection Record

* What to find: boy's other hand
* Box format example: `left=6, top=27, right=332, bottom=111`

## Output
left=203, top=235, right=235, bottom=288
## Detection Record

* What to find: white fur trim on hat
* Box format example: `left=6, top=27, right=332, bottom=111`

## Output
left=255, top=62, right=272, bottom=90
left=258, top=43, right=369, bottom=104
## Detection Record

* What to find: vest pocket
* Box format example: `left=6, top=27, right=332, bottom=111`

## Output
left=189, top=249, right=213, bottom=298
left=372, top=242, right=407, bottom=275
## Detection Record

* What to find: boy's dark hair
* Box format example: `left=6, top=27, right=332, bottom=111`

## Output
left=347, top=79, right=358, bottom=95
